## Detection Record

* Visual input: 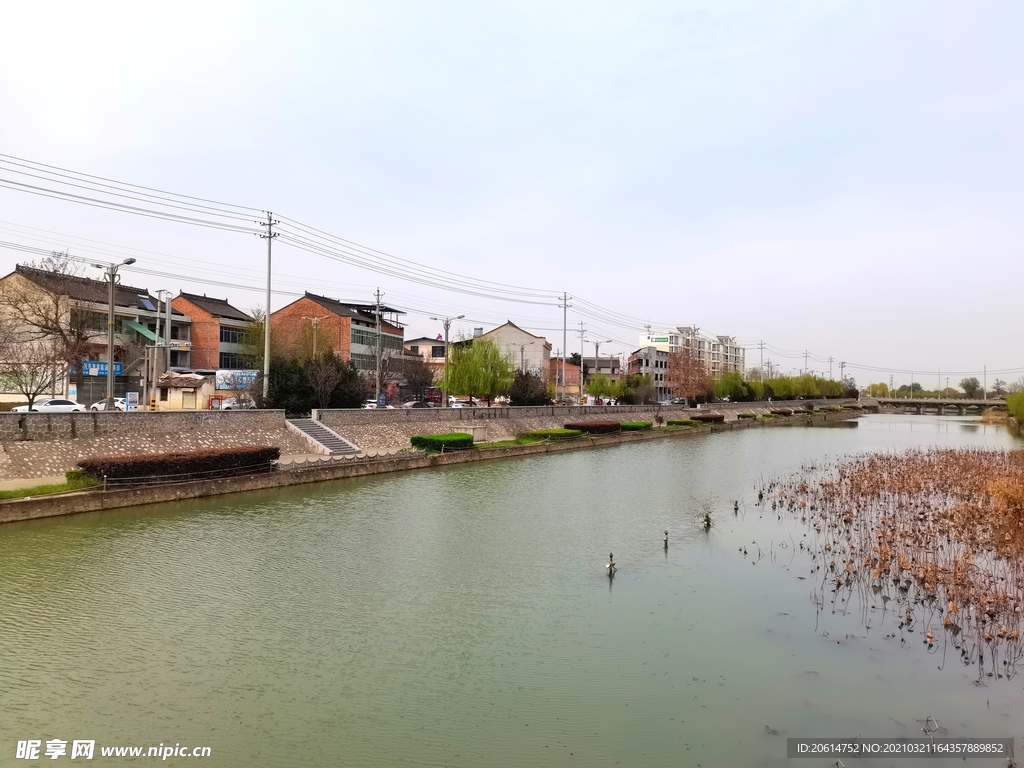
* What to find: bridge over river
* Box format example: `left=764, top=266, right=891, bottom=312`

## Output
left=873, top=397, right=1006, bottom=415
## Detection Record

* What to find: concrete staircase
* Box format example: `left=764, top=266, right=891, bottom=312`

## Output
left=287, top=418, right=361, bottom=456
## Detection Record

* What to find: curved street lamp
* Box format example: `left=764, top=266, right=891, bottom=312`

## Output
left=429, top=314, right=464, bottom=407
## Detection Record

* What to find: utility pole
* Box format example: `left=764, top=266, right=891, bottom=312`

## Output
left=257, top=212, right=278, bottom=403
left=430, top=314, right=464, bottom=407
left=374, top=289, right=383, bottom=404
left=839, top=361, right=845, bottom=383
left=517, top=342, right=534, bottom=373
left=156, top=289, right=172, bottom=372
left=758, top=340, right=765, bottom=377
left=889, top=374, right=894, bottom=397
left=984, top=365, right=987, bottom=400
left=559, top=292, right=570, bottom=404
left=94, top=257, right=136, bottom=410
left=303, top=315, right=328, bottom=356
left=577, top=321, right=586, bottom=402
left=593, top=339, right=611, bottom=380
left=803, top=350, right=809, bottom=376
left=828, top=356, right=834, bottom=380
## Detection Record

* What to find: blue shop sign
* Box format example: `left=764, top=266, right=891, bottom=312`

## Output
left=70, top=362, right=124, bottom=376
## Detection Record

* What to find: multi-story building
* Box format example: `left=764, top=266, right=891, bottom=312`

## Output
left=480, top=322, right=552, bottom=375
left=580, top=355, right=622, bottom=382
left=628, top=346, right=671, bottom=400
left=270, top=292, right=405, bottom=373
left=638, top=326, right=745, bottom=376
left=0, top=264, right=189, bottom=405
left=171, top=292, right=252, bottom=371
left=404, top=336, right=447, bottom=381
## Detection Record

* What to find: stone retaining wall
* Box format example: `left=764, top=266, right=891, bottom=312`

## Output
left=0, top=410, right=308, bottom=479
left=0, top=409, right=859, bottom=524
left=314, top=399, right=858, bottom=449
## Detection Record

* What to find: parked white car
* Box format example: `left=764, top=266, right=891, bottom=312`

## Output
left=221, top=397, right=256, bottom=410
left=90, top=398, right=126, bottom=411
left=12, top=398, right=87, bottom=413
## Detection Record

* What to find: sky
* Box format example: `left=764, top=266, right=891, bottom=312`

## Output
left=0, top=1, right=1021, bottom=388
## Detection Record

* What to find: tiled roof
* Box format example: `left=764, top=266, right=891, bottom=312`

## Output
left=177, top=291, right=252, bottom=321
left=13, top=265, right=181, bottom=314
left=302, top=291, right=404, bottom=320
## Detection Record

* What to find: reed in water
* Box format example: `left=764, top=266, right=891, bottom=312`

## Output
left=763, top=447, right=1024, bottom=679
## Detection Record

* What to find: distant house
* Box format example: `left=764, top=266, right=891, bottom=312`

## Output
left=171, top=292, right=253, bottom=371
left=629, top=346, right=671, bottom=400
left=479, top=322, right=552, bottom=375
left=549, top=358, right=581, bottom=400
left=0, top=264, right=188, bottom=404
left=270, top=292, right=405, bottom=372
left=154, top=371, right=215, bottom=410
left=404, top=336, right=447, bottom=380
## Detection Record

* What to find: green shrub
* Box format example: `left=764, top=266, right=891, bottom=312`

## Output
left=666, top=419, right=703, bottom=427
left=78, top=446, right=280, bottom=484
left=759, top=413, right=775, bottom=420
left=619, top=421, right=652, bottom=431
left=770, top=408, right=793, bottom=416
left=737, top=413, right=756, bottom=419
left=1008, top=392, right=1024, bottom=422
left=564, top=420, right=620, bottom=434
left=525, top=428, right=583, bottom=440
left=410, top=433, right=475, bottom=452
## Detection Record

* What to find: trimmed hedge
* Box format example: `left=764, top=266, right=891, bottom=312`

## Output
left=667, top=419, right=703, bottom=427
left=411, top=433, right=475, bottom=452
left=78, top=446, right=280, bottom=482
left=525, top=428, right=583, bottom=440
left=619, top=421, right=652, bottom=431
left=564, top=420, right=620, bottom=434
left=759, top=413, right=775, bottom=420
left=738, top=413, right=757, bottom=419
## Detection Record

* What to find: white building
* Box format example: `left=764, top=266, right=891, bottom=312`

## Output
left=480, top=322, right=552, bottom=376
left=638, top=326, right=745, bottom=376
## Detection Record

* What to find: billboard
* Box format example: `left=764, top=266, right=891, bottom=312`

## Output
left=216, top=369, right=259, bottom=391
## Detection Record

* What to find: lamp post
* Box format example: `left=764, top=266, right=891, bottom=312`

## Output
left=302, top=315, right=328, bottom=356
left=93, top=257, right=136, bottom=410
left=517, top=341, right=534, bottom=373
left=430, top=314, right=464, bottom=407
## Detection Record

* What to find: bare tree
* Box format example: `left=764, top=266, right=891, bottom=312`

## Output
left=0, top=255, right=99, bottom=397
left=1, top=337, right=60, bottom=409
left=402, top=355, right=435, bottom=399
left=665, top=348, right=711, bottom=405
left=305, top=352, right=346, bottom=409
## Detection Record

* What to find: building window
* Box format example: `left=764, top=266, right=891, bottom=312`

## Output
left=431, top=346, right=445, bottom=358
left=219, top=352, right=243, bottom=369
left=409, top=345, right=419, bottom=355
left=220, top=326, right=244, bottom=344
left=351, top=328, right=403, bottom=350
left=159, top=387, right=168, bottom=402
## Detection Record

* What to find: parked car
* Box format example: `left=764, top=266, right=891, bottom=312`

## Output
left=90, top=397, right=126, bottom=411
left=12, top=398, right=87, bottom=413
left=221, top=397, right=256, bottom=410
left=362, top=401, right=395, bottom=409
left=401, top=401, right=431, bottom=409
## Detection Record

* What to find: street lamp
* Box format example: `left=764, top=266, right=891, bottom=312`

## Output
left=430, top=314, right=464, bottom=407
left=90, top=258, right=136, bottom=411
left=302, top=315, right=329, bottom=356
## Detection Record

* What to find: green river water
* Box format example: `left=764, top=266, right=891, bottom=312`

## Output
left=1, top=414, right=1021, bottom=767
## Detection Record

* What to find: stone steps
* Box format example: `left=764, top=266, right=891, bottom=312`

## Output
left=287, top=418, right=361, bottom=455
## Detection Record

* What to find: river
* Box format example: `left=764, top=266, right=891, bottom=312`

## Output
left=1, top=414, right=1020, bottom=767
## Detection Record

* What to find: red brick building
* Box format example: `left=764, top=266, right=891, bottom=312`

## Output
left=270, top=292, right=404, bottom=372
left=550, top=358, right=581, bottom=400
left=171, top=292, right=252, bottom=370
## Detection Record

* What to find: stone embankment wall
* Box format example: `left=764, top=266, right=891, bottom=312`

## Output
left=0, top=410, right=307, bottom=480
left=314, top=399, right=858, bottom=449
left=0, top=408, right=860, bottom=525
